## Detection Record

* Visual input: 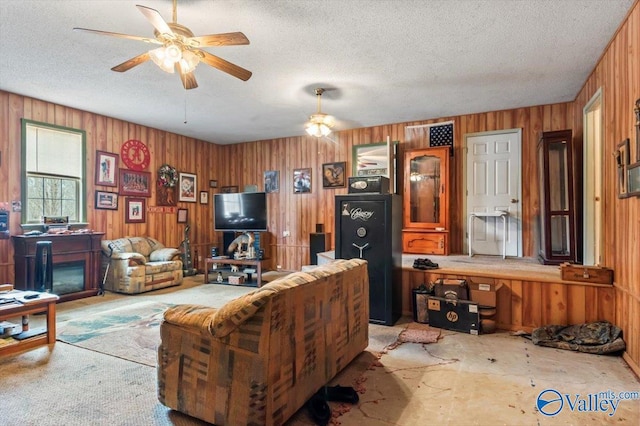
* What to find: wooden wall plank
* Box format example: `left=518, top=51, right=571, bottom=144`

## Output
left=566, top=285, right=586, bottom=325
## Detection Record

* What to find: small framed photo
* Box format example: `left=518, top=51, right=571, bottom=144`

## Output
left=264, top=170, right=279, bottom=193
left=616, top=138, right=630, bottom=198
left=125, top=198, right=146, bottom=223
left=293, top=168, right=312, bottom=193
left=221, top=186, right=238, bottom=193
left=177, top=208, right=188, bottom=223
left=95, top=191, right=118, bottom=210
left=95, top=151, right=119, bottom=187
left=628, top=162, right=640, bottom=197
left=322, top=162, right=346, bottom=188
left=119, top=169, right=151, bottom=197
left=209, top=180, right=218, bottom=188
left=179, top=172, right=197, bottom=202
left=200, top=191, right=209, bottom=204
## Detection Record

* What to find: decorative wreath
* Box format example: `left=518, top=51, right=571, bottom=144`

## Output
left=157, top=164, right=178, bottom=188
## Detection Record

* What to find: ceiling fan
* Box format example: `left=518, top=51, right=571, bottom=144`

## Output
left=73, top=0, right=252, bottom=89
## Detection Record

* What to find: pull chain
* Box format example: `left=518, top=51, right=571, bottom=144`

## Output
left=184, top=89, right=188, bottom=124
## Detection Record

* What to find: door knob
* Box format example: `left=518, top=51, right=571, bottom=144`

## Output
left=510, top=198, right=518, bottom=203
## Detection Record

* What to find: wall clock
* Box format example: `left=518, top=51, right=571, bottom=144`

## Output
left=120, top=139, right=150, bottom=171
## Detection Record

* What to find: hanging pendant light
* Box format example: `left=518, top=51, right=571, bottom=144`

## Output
left=305, top=88, right=335, bottom=137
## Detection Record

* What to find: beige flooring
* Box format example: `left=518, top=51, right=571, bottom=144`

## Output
left=3, top=274, right=640, bottom=425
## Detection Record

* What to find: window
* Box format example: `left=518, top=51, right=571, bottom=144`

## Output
left=21, top=120, right=86, bottom=224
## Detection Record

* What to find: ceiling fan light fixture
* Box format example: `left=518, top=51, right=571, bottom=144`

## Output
left=305, top=88, right=335, bottom=137
left=179, top=50, right=200, bottom=74
left=165, top=43, right=182, bottom=62
left=149, top=46, right=176, bottom=73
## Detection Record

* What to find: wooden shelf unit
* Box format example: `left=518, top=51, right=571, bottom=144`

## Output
left=203, top=257, right=264, bottom=287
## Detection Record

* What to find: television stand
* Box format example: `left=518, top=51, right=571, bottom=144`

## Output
left=203, top=257, right=264, bottom=287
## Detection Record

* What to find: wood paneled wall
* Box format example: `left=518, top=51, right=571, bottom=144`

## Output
left=0, top=0, right=636, bottom=375
left=0, top=91, right=221, bottom=283
left=401, top=270, right=616, bottom=332
left=572, top=1, right=640, bottom=376
left=213, top=105, right=573, bottom=270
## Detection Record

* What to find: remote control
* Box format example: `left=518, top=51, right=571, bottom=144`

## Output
left=24, top=293, right=40, bottom=299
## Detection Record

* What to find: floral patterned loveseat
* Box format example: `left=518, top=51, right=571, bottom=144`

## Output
left=101, top=236, right=183, bottom=294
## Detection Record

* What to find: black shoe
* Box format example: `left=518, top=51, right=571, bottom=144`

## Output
left=306, top=393, right=331, bottom=426
left=423, top=258, right=439, bottom=269
left=322, top=385, right=359, bottom=404
left=413, top=258, right=439, bottom=270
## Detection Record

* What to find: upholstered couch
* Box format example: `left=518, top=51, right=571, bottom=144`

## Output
left=101, top=236, right=183, bottom=294
left=157, top=258, right=369, bottom=426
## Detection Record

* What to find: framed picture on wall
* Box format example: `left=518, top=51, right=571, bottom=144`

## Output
left=635, top=98, right=640, bottom=162
left=293, top=168, right=312, bottom=193
left=95, top=151, right=119, bottom=187
left=119, top=169, right=151, bottom=197
left=264, top=170, right=279, bottom=193
left=616, top=138, right=630, bottom=198
left=177, top=208, right=188, bottom=223
left=179, top=172, right=197, bottom=202
left=628, top=162, right=640, bottom=196
left=322, top=162, right=346, bottom=188
left=199, top=191, right=208, bottom=204
left=125, top=198, right=146, bottom=223
left=221, top=186, right=238, bottom=193
left=94, top=191, right=118, bottom=210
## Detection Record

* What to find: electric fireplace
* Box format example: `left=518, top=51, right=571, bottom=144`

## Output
left=12, top=232, right=104, bottom=302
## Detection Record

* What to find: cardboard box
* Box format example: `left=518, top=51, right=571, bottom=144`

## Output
left=433, top=278, right=468, bottom=300
left=228, top=275, right=245, bottom=285
left=427, top=296, right=479, bottom=334
left=468, top=282, right=503, bottom=308
left=560, top=263, right=613, bottom=284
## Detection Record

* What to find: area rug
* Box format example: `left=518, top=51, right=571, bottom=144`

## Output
left=386, top=322, right=440, bottom=350
left=56, top=301, right=172, bottom=367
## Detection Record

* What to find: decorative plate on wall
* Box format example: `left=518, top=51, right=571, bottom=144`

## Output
left=120, top=139, right=150, bottom=171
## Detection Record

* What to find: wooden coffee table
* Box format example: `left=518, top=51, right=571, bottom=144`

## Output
left=0, top=291, right=60, bottom=356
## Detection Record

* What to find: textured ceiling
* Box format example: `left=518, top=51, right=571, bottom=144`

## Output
left=0, top=0, right=634, bottom=145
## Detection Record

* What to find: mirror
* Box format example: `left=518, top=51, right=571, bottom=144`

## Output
left=409, top=154, right=441, bottom=223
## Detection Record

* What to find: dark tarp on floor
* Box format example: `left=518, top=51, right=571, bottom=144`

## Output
left=531, top=321, right=625, bottom=354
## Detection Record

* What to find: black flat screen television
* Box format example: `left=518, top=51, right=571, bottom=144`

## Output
left=214, top=192, right=268, bottom=232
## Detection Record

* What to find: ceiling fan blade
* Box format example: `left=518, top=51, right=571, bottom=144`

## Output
left=198, top=50, right=252, bottom=81
left=176, top=63, right=198, bottom=90
left=73, top=27, right=161, bottom=44
left=136, top=5, right=174, bottom=37
left=187, top=32, right=250, bottom=47
left=111, top=52, right=151, bottom=72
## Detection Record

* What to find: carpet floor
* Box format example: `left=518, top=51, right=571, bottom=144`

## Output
left=1, top=275, right=639, bottom=425
left=57, top=301, right=172, bottom=367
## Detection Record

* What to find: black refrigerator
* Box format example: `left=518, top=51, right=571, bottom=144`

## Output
left=335, top=194, right=402, bottom=325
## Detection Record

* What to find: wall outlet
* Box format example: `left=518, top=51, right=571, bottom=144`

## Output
left=282, top=230, right=290, bottom=237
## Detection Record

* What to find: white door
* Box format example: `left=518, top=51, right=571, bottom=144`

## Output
left=465, top=130, right=522, bottom=257
left=583, top=90, right=603, bottom=265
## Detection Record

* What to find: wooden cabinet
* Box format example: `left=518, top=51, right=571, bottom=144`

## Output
left=402, top=147, right=450, bottom=254
left=537, top=130, right=578, bottom=265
